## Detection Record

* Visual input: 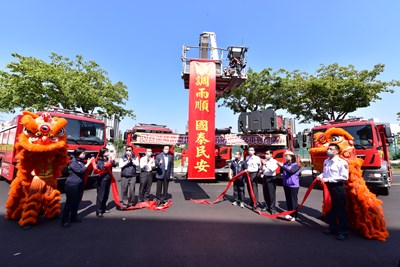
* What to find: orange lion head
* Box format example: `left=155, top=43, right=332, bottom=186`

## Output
left=309, top=127, right=357, bottom=172
left=313, top=131, right=327, bottom=147
left=18, top=111, right=68, bottom=152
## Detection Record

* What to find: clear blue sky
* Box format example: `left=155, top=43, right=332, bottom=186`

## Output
left=1, top=0, right=399, bottom=134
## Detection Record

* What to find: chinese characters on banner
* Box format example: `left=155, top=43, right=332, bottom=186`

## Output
left=187, top=60, right=216, bottom=179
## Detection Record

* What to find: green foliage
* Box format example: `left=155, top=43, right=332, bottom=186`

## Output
left=217, top=68, right=287, bottom=112
left=0, top=53, right=135, bottom=119
left=283, top=63, right=399, bottom=123
left=113, top=138, right=126, bottom=153
left=392, top=152, right=400, bottom=160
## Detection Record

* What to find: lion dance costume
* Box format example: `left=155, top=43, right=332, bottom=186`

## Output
left=309, top=127, right=388, bottom=241
left=5, top=111, right=69, bottom=228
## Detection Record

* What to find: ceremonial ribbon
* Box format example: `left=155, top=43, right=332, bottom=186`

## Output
left=190, top=170, right=256, bottom=205
left=191, top=170, right=332, bottom=219
left=91, top=160, right=171, bottom=212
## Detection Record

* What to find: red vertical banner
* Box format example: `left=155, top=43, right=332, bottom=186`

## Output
left=187, top=60, right=216, bottom=180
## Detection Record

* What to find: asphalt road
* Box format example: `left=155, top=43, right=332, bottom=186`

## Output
left=0, top=174, right=399, bottom=267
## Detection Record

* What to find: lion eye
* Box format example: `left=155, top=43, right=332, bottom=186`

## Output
left=330, top=135, right=343, bottom=143
left=56, top=128, right=65, bottom=136
left=23, top=127, right=33, bottom=135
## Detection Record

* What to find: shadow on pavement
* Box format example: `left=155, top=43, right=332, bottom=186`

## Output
left=176, top=179, right=210, bottom=200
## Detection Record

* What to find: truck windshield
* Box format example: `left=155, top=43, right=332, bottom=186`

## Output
left=65, top=118, right=105, bottom=145
left=341, top=125, right=374, bottom=148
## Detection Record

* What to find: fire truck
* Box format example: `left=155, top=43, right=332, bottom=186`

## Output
left=123, top=123, right=176, bottom=157
left=0, top=108, right=113, bottom=188
left=306, top=117, right=393, bottom=195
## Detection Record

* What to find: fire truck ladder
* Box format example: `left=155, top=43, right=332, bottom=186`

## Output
left=181, top=32, right=248, bottom=94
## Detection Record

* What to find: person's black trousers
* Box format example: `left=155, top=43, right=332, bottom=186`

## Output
left=96, top=177, right=111, bottom=213
left=326, top=182, right=349, bottom=235
left=62, top=182, right=83, bottom=223
left=156, top=173, right=169, bottom=202
left=283, top=186, right=299, bottom=218
left=233, top=178, right=245, bottom=203
left=120, top=176, right=136, bottom=205
left=262, top=176, right=277, bottom=210
left=246, top=172, right=259, bottom=207
left=139, top=172, right=153, bottom=201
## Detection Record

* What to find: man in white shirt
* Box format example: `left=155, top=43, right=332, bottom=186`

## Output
left=261, top=150, right=279, bottom=214
left=139, top=148, right=155, bottom=202
left=317, top=143, right=349, bottom=240
left=245, top=147, right=262, bottom=210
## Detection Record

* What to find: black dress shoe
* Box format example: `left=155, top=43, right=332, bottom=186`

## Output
left=96, top=212, right=104, bottom=217
left=335, top=234, right=348, bottom=240
left=23, top=224, right=32, bottom=230
left=61, top=222, right=71, bottom=228
left=323, top=229, right=336, bottom=235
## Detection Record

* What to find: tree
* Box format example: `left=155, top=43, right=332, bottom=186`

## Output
left=0, top=53, right=135, bottom=119
left=284, top=63, right=399, bottom=123
left=112, top=138, right=126, bottom=154
left=219, top=64, right=399, bottom=124
left=217, top=68, right=287, bottom=112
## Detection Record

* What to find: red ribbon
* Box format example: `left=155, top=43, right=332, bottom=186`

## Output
left=91, top=160, right=171, bottom=211
left=191, top=170, right=332, bottom=219
left=190, top=170, right=255, bottom=205
left=256, top=177, right=331, bottom=218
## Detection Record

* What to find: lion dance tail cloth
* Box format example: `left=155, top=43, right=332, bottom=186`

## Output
left=309, top=128, right=388, bottom=241
left=5, top=111, right=69, bottom=228
left=346, top=157, right=388, bottom=241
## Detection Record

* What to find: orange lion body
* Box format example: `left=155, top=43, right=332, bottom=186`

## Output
left=5, top=111, right=69, bottom=227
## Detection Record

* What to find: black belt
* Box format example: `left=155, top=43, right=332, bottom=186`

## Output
left=327, top=181, right=344, bottom=186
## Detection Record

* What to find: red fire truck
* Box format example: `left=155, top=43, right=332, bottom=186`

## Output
left=212, top=117, right=299, bottom=179
left=307, top=117, right=393, bottom=195
left=123, top=123, right=176, bottom=157
left=0, top=108, right=112, bottom=188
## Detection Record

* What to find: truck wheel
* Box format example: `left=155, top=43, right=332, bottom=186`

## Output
left=216, top=173, right=229, bottom=181
left=378, top=187, right=390, bottom=196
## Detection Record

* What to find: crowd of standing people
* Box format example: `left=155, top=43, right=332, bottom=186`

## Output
left=230, top=147, right=300, bottom=220
left=61, top=145, right=173, bottom=227
left=229, top=145, right=349, bottom=240
left=62, top=144, right=349, bottom=241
